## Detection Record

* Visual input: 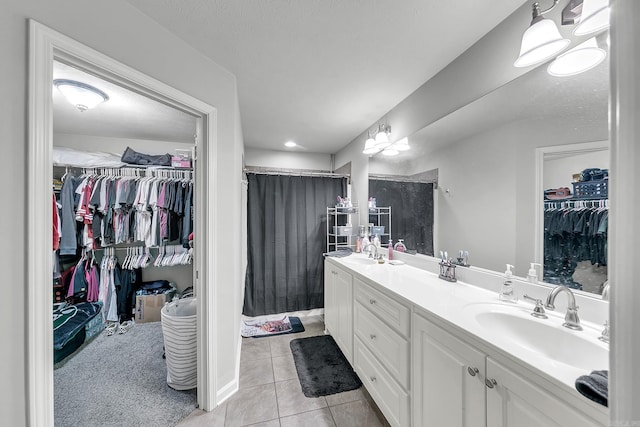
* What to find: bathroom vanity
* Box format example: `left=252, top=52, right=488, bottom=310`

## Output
left=324, top=255, right=609, bottom=427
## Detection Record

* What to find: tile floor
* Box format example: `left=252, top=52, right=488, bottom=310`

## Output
left=177, top=315, right=390, bottom=427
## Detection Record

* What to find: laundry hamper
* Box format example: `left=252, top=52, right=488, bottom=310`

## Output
left=161, top=296, right=197, bottom=390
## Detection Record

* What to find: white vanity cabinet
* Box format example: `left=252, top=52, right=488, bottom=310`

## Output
left=353, top=278, right=411, bottom=427
left=486, top=358, right=604, bottom=427
left=324, top=259, right=354, bottom=363
left=412, top=313, right=486, bottom=427
left=413, top=311, right=607, bottom=427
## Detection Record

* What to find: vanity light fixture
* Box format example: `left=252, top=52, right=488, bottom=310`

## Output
left=374, top=123, right=391, bottom=147
left=362, top=132, right=381, bottom=155
left=514, top=1, right=570, bottom=68
left=53, top=79, right=109, bottom=112
left=381, top=147, right=400, bottom=156
left=393, top=137, right=411, bottom=152
left=573, top=0, right=610, bottom=36
left=547, top=37, right=606, bottom=77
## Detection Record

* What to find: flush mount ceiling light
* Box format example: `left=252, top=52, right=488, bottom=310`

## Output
left=574, top=0, right=610, bottom=36
left=514, top=1, right=570, bottom=68
left=54, top=79, right=109, bottom=112
left=284, top=141, right=297, bottom=148
left=547, top=37, right=606, bottom=76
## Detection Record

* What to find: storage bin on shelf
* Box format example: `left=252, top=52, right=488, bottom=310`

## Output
left=371, top=226, right=385, bottom=236
left=572, top=179, right=608, bottom=199
left=333, top=225, right=353, bottom=236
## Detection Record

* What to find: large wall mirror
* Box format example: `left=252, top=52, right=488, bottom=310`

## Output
left=368, top=34, right=609, bottom=296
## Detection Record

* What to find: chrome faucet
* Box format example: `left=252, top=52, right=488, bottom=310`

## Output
left=545, top=286, right=582, bottom=330
left=363, top=243, right=379, bottom=259
left=601, top=280, right=610, bottom=301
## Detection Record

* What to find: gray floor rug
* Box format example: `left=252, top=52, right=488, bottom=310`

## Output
left=54, top=321, right=197, bottom=427
left=290, top=335, right=362, bottom=398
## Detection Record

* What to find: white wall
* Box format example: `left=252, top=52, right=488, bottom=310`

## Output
left=244, top=147, right=331, bottom=171
left=1, top=1, right=243, bottom=425
left=543, top=149, right=609, bottom=190
left=54, top=133, right=194, bottom=156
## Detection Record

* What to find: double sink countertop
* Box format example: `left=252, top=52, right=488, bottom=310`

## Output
left=328, top=253, right=609, bottom=416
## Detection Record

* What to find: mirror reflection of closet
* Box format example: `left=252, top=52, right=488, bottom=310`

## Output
left=52, top=59, right=199, bottom=423
left=541, top=142, right=609, bottom=295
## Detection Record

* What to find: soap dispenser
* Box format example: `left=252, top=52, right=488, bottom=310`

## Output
left=499, top=264, right=517, bottom=302
left=527, top=263, right=541, bottom=283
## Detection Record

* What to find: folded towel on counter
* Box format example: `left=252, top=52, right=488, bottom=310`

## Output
left=575, top=370, right=608, bottom=407
left=324, top=248, right=353, bottom=258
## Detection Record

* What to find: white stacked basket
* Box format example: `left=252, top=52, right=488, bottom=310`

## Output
left=161, top=296, right=197, bottom=390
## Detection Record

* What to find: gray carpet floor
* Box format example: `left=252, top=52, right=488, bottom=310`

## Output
left=54, top=321, right=197, bottom=427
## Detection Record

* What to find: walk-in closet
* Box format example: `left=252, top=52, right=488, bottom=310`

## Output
left=51, top=60, right=200, bottom=426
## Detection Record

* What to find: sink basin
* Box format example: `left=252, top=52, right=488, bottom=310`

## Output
left=463, top=302, right=608, bottom=372
left=342, top=256, right=377, bottom=265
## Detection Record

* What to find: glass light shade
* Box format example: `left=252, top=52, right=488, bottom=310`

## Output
left=363, top=136, right=380, bottom=155
left=381, top=148, right=399, bottom=156
left=375, top=129, right=389, bottom=145
left=54, top=79, right=109, bottom=111
left=574, top=0, right=609, bottom=36
left=392, top=137, right=410, bottom=151
left=547, top=38, right=606, bottom=77
left=514, top=18, right=570, bottom=68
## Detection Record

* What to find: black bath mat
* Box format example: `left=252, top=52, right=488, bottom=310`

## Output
left=290, top=335, right=362, bottom=397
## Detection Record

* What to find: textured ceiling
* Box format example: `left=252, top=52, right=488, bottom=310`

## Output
left=53, top=61, right=197, bottom=143
left=124, top=0, right=524, bottom=153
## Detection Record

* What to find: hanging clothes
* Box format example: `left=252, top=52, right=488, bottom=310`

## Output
left=543, top=200, right=608, bottom=289
left=55, top=168, right=193, bottom=250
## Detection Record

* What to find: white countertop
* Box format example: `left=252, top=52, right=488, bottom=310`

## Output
left=327, top=254, right=609, bottom=416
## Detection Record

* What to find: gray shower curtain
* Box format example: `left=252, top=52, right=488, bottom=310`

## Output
left=243, top=173, right=347, bottom=317
left=369, top=179, right=434, bottom=256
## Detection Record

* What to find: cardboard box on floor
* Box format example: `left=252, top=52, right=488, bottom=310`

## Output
left=135, top=292, right=174, bottom=323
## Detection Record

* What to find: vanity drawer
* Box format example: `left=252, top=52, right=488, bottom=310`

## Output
left=354, top=301, right=409, bottom=389
left=354, top=337, right=410, bottom=427
left=354, top=278, right=410, bottom=337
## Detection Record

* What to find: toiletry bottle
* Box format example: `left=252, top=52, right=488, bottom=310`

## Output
left=373, top=234, right=381, bottom=249
left=499, top=264, right=517, bottom=302
left=527, top=263, right=541, bottom=283
left=361, top=233, right=370, bottom=254
left=388, top=239, right=393, bottom=261
left=394, top=239, right=406, bottom=252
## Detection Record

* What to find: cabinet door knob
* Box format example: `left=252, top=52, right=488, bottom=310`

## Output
left=370, top=334, right=377, bottom=340
left=485, top=378, right=497, bottom=389
left=370, top=376, right=377, bottom=382
left=369, top=299, right=376, bottom=305
left=467, top=366, right=479, bottom=377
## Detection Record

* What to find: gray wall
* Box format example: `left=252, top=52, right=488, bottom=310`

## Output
left=244, top=147, right=331, bottom=171
left=1, top=1, right=243, bottom=424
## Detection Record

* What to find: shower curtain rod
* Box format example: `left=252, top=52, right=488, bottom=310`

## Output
left=243, top=167, right=349, bottom=179
left=369, top=174, right=437, bottom=185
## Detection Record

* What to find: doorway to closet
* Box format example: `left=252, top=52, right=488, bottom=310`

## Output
left=28, top=21, right=219, bottom=426
left=52, top=59, right=199, bottom=425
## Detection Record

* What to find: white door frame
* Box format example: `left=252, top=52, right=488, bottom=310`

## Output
left=28, top=20, right=218, bottom=425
